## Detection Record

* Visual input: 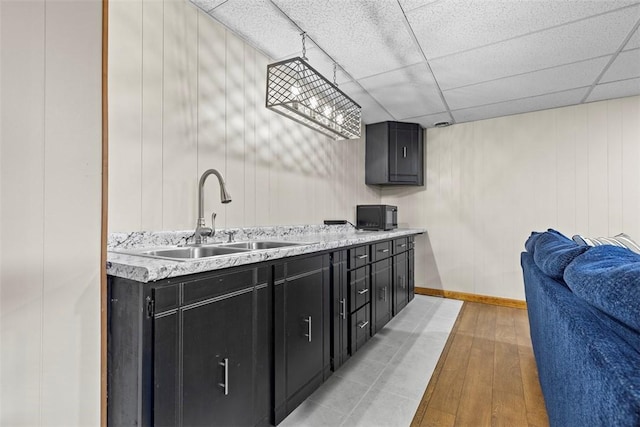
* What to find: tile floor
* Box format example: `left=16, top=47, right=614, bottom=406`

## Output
left=280, top=295, right=464, bottom=427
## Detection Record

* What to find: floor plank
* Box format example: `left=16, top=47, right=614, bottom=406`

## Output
left=411, top=302, right=549, bottom=427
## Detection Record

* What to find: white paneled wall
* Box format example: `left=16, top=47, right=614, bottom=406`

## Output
left=0, top=0, right=102, bottom=425
left=108, top=0, right=379, bottom=233
left=382, top=96, right=640, bottom=300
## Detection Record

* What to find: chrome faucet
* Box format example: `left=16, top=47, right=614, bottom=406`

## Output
left=194, top=169, right=232, bottom=244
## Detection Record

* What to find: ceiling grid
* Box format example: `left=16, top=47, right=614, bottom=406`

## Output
left=190, top=0, right=640, bottom=128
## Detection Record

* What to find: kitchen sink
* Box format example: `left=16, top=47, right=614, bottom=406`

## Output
left=137, top=245, right=249, bottom=260
left=222, top=241, right=306, bottom=250
left=112, top=240, right=312, bottom=261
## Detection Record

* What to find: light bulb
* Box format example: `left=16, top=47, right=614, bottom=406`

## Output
left=290, top=84, right=301, bottom=97
left=336, top=114, right=344, bottom=124
left=324, top=106, right=333, bottom=118
left=309, top=97, right=318, bottom=109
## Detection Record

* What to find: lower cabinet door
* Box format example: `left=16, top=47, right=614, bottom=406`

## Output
left=393, top=251, right=408, bottom=315
left=285, top=269, right=324, bottom=400
left=408, top=249, right=415, bottom=302
left=181, top=291, right=255, bottom=427
left=372, top=258, right=392, bottom=333
left=350, top=304, right=371, bottom=353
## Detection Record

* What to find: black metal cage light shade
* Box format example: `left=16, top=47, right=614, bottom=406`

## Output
left=266, top=57, right=361, bottom=140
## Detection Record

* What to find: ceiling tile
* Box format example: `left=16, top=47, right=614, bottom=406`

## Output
left=293, top=47, right=352, bottom=86
left=338, top=81, right=394, bottom=124
left=209, top=0, right=301, bottom=59
left=407, top=1, right=639, bottom=59
left=272, top=0, right=423, bottom=79
left=601, top=49, right=640, bottom=83
left=430, top=5, right=640, bottom=90
left=398, top=0, right=440, bottom=13
left=400, top=111, right=453, bottom=129
left=586, top=78, right=640, bottom=102
left=358, top=63, right=446, bottom=119
left=625, top=26, right=640, bottom=50
left=451, top=88, right=588, bottom=123
left=443, top=56, right=610, bottom=110
left=190, top=0, right=228, bottom=13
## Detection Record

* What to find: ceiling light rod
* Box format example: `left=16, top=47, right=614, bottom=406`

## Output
left=265, top=32, right=361, bottom=140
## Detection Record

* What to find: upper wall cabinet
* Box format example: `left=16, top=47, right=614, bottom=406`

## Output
left=365, top=121, right=424, bottom=186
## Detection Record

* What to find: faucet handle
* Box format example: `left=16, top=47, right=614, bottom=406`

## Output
left=211, top=212, right=217, bottom=236
left=227, top=230, right=237, bottom=243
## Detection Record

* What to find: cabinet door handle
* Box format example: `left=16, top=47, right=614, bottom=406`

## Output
left=358, top=288, right=369, bottom=295
left=340, top=299, right=346, bottom=320
left=218, top=358, right=229, bottom=396
left=398, top=243, right=406, bottom=248
left=304, top=316, right=312, bottom=342
left=383, top=287, right=387, bottom=301
left=358, top=320, right=369, bottom=329
left=358, top=254, right=368, bottom=259
left=379, top=249, right=389, bottom=253
left=403, top=146, right=407, bottom=158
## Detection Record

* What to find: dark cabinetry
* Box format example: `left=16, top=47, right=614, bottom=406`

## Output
left=273, top=254, right=331, bottom=424
left=365, top=121, right=424, bottom=186
left=331, top=250, right=350, bottom=371
left=108, top=266, right=270, bottom=427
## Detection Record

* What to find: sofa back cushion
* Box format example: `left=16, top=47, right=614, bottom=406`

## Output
left=564, top=245, right=640, bottom=333
left=533, top=231, right=590, bottom=280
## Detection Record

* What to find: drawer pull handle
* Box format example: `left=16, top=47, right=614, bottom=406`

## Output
left=218, top=358, right=229, bottom=396
left=358, top=288, right=369, bottom=295
left=398, top=244, right=406, bottom=248
left=358, top=320, right=369, bottom=329
left=383, top=286, right=387, bottom=301
left=358, top=254, right=368, bottom=259
left=340, top=299, right=346, bottom=320
left=379, top=249, right=389, bottom=253
left=304, top=316, right=312, bottom=342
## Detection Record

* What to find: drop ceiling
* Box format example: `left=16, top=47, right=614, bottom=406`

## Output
left=191, top=0, right=640, bottom=128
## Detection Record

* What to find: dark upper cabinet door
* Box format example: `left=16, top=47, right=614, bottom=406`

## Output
left=181, top=291, right=255, bottom=427
left=285, top=267, right=324, bottom=399
left=372, top=258, right=392, bottom=333
left=390, top=122, right=420, bottom=183
left=365, top=121, right=424, bottom=186
left=393, top=251, right=408, bottom=315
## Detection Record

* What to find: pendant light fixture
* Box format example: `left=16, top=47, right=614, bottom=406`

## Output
left=266, top=33, right=361, bottom=140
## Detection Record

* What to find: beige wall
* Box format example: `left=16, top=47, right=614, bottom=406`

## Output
left=0, top=0, right=103, bottom=425
left=108, top=0, right=379, bottom=233
left=382, top=96, right=640, bottom=300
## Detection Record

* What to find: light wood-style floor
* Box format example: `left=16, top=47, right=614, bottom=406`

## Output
left=411, top=302, right=549, bottom=427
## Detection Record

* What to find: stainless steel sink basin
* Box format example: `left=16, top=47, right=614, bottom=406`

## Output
left=222, top=241, right=305, bottom=250
left=139, top=245, right=249, bottom=259
left=112, top=240, right=313, bottom=261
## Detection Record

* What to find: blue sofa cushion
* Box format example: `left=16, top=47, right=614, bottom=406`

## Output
left=564, top=245, right=640, bottom=333
left=533, top=231, right=590, bottom=280
left=525, top=231, right=542, bottom=253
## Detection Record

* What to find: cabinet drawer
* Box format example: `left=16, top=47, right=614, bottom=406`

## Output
left=350, top=304, right=371, bottom=353
left=348, top=245, right=370, bottom=269
left=349, top=267, right=370, bottom=312
left=372, top=241, right=392, bottom=262
left=393, top=237, right=408, bottom=254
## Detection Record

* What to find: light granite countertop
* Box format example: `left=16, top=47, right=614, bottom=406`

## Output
left=107, top=224, right=425, bottom=283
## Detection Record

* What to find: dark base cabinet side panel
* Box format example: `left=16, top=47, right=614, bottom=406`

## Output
left=107, top=277, right=153, bottom=427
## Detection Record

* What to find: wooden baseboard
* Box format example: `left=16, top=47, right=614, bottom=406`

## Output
left=415, top=287, right=527, bottom=309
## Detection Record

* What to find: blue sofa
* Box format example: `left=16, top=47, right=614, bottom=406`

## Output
left=521, top=230, right=640, bottom=427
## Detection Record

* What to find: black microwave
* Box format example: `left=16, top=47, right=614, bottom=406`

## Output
left=356, top=205, right=398, bottom=231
